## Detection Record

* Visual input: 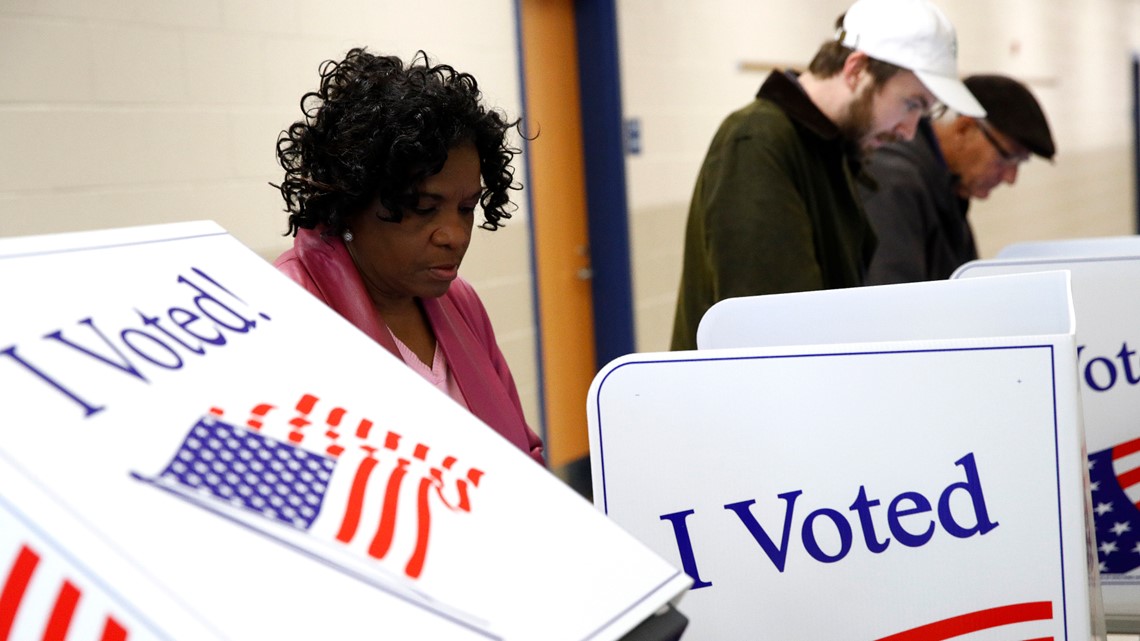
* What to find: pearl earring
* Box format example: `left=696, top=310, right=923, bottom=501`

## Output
left=342, top=230, right=354, bottom=242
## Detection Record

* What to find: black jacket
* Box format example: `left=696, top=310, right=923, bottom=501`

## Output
left=861, top=118, right=977, bottom=284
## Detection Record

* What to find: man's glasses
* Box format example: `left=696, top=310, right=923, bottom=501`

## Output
left=925, top=103, right=948, bottom=120
left=976, top=120, right=1029, bottom=165
left=906, top=99, right=947, bottom=120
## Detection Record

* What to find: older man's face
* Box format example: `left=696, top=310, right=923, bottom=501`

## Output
left=954, top=118, right=1031, bottom=199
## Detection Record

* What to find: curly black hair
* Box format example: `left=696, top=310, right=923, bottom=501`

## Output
left=274, top=48, right=523, bottom=236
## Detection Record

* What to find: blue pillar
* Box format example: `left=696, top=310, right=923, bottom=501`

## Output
left=575, top=0, right=636, bottom=369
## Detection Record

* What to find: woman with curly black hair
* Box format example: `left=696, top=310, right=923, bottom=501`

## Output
left=273, top=48, right=544, bottom=465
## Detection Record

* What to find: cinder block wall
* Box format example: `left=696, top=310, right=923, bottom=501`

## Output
left=5, top=0, right=1140, bottom=428
left=0, top=1, right=541, bottom=426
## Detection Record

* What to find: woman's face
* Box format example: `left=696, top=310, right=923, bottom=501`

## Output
left=347, top=142, right=481, bottom=309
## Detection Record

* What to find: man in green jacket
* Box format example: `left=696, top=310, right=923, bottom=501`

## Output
left=670, top=0, right=985, bottom=350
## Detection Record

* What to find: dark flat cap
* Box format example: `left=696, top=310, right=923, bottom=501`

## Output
left=964, top=74, right=1056, bottom=160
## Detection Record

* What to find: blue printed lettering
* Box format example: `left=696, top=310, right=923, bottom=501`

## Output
left=1118, top=343, right=1140, bottom=385
left=887, top=491, right=934, bottom=547
left=849, top=485, right=889, bottom=553
left=1077, top=341, right=1140, bottom=393
left=0, top=345, right=106, bottom=416
left=140, top=308, right=207, bottom=355
left=659, top=510, right=713, bottom=589
left=801, top=507, right=853, bottom=563
left=661, top=452, right=998, bottom=582
left=1085, top=356, right=1116, bottom=391
left=937, top=453, right=999, bottom=538
left=724, top=491, right=802, bottom=573
left=179, top=267, right=259, bottom=334
left=119, top=327, right=184, bottom=370
left=45, top=318, right=149, bottom=382
left=4, top=267, right=270, bottom=418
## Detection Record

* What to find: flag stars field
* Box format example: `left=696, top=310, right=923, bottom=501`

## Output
left=1087, top=439, right=1140, bottom=572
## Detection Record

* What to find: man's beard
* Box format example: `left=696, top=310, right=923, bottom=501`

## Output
left=837, top=83, right=899, bottom=155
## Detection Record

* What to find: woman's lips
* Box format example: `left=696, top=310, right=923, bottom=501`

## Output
left=429, top=264, right=459, bottom=280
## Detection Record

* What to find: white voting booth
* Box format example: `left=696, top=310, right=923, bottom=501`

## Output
left=998, top=235, right=1140, bottom=260
left=589, top=272, right=1104, bottom=639
left=0, top=221, right=691, bottom=640
left=954, top=238, right=1140, bottom=633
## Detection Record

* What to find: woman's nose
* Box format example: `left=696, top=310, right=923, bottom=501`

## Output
left=432, top=210, right=472, bottom=247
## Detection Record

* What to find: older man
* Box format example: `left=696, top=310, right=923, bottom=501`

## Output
left=861, top=74, right=1056, bottom=284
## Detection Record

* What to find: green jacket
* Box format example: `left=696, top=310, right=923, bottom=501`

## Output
left=670, top=71, right=877, bottom=350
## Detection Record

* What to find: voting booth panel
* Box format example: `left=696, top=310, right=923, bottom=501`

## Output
left=0, top=454, right=490, bottom=640
left=954, top=251, right=1140, bottom=631
left=590, top=273, right=1103, bottom=640
left=696, top=272, right=1070, bottom=350
left=998, top=235, right=1140, bottom=260
left=1, top=458, right=222, bottom=641
left=0, top=221, right=691, bottom=641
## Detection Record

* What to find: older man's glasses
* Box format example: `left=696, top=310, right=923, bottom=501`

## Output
left=977, top=121, right=1029, bottom=165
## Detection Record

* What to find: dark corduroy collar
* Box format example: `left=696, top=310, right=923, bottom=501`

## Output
left=756, top=70, right=841, bottom=142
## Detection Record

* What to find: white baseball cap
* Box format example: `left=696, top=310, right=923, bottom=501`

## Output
left=838, top=0, right=986, bottom=117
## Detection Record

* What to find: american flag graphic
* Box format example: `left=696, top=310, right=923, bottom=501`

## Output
left=0, top=542, right=129, bottom=641
left=0, top=499, right=165, bottom=641
left=135, top=394, right=484, bottom=580
left=1088, top=435, right=1140, bottom=574
left=874, top=601, right=1055, bottom=640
